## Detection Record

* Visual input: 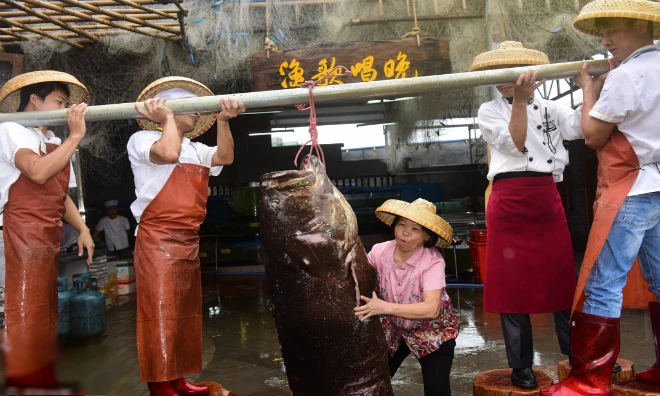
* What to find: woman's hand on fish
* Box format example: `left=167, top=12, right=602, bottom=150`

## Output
left=355, top=292, right=391, bottom=320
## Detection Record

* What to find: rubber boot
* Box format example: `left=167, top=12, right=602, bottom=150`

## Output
left=175, top=378, right=209, bottom=395
left=540, top=311, right=620, bottom=396
left=5, top=361, right=59, bottom=389
left=148, top=381, right=180, bottom=396
left=636, top=301, right=660, bottom=385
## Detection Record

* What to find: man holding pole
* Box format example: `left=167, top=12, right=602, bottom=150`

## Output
left=542, top=0, right=660, bottom=394
left=0, top=71, right=94, bottom=390
left=473, top=42, right=592, bottom=389
left=128, top=77, right=244, bottom=396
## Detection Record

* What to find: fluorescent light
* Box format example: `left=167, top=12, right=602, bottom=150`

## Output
left=367, top=97, right=415, bottom=104
left=249, top=129, right=294, bottom=136
left=356, top=122, right=396, bottom=128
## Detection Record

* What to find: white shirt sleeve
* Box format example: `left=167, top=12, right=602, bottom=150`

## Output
left=590, top=69, right=639, bottom=124
left=95, top=217, right=106, bottom=232
left=0, top=123, right=40, bottom=167
left=128, top=131, right=161, bottom=167
left=191, top=142, right=224, bottom=176
left=477, top=104, right=525, bottom=158
left=122, top=216, right=130, bottom=231
left=553, top=102, right=584, bottom=141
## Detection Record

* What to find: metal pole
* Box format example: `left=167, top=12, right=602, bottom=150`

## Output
left=73, top=148, right=86, bottom=221
left=0, top=59, right=609, bottom=127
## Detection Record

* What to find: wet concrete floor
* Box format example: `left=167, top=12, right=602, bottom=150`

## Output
left=2, top=274, right=656, bottom=395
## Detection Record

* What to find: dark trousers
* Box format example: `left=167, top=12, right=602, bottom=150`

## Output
left=388, top=338, right=456, bottom=396
left=500, top=310, right=571, bottom=369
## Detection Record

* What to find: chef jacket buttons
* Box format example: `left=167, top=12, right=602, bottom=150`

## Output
left=537, top=125, right=542, bottom=130
left=547, top=159, right=553, bottom=164
left=529, top=157, right=534, bottom=162
left=534, top=105, right=539, bottom=110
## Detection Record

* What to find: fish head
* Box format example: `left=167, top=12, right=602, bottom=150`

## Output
left=260, top=155, right=358, bottom=278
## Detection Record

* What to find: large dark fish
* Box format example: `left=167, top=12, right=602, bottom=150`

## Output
left=260, top=155, right=394, bottom=396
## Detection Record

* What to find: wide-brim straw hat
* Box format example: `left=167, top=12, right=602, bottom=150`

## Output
left=375, top=198, right=453, bottom=248
left=574, top=0, right=660, bottom=39
left=469, top=41, right=550, bottom=72
left=136, top=76, right=217, bottom=139
left=0, top=70, right=88, bottom=113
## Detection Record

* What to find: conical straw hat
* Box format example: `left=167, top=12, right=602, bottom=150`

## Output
left=136, top=76, right=216, bottom=139
left=0, top=70, right=88, bottom=113
left=375, top=198, right=453, bottom=248
left=574, top=0, right=660, bottom=39
left=469, top=41, right=550, bottom=72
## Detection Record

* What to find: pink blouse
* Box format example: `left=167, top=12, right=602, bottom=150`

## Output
left=367, top=240, right=460, bottom=358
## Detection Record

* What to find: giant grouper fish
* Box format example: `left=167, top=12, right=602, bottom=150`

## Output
left=259, top=155, right=394, bottom=396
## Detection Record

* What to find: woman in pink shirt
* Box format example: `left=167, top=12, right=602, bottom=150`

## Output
left=355, top=198, right=460, bottom=396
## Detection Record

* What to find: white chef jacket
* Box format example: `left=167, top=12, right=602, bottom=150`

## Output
left=478, top=96, right=584, bottom=182
left=590, top=45, right=660, bottom=196
left=95, top=215, right=131, bottom=251
left=127, top=130, right=223, bottom=228
left=0, top=122, right=77, bottom=226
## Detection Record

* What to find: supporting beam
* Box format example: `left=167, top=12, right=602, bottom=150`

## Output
left=5, top=22, right=179, bottom=34
left=0, top=0, right=101, bottom=43
left=111, top=0, right=177, bottom=20
left=0, top=8, right=179, bottom=18
left=0, top=27, right=26, bottom=41
left=0, top=14, right=85, bottom=48
left=351, top=14, right=483, bottom=25
left=12, top=13, right=179, bottom=25
left=58, top=0, right=181, bottom=35
left=0, top=0, right=161, bottom=8
left=20, top=0, right=180, bottom=41
left=0, top=27, right=177, bottom=41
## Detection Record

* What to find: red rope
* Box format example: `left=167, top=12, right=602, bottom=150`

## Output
left=293, top=65, right=352, bottom=169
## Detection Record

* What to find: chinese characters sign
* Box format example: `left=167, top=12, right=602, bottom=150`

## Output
left=251, top=38, right=450, bottom=91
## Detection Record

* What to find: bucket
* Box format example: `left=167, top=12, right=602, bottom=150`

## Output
left=467, top=240, right=487, bottom=284
left=469, top=229, right=487, bottom=243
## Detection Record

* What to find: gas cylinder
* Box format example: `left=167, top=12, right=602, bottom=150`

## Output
left=57, top=276, right=74, bottom=337
left=71, top=273, right=92, bottom=294
left=71, top=277, right=106, bottom=339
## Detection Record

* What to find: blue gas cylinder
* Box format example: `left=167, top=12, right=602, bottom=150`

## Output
left=71, top=278, right=106, bottom=339
left=57, top=276, right=74, bottom=337
left=70, top=273, right=92, bottom=294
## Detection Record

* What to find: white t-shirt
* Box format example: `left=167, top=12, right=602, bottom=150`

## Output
left=0, top=122, right=77, bottom=226
left=590, top=45, right=660, bottom=196
left=95, top=215, right=130, bottom=251
left=478, top=96, right=584, bottom=182
left=127, top=130, right=223, bottom=227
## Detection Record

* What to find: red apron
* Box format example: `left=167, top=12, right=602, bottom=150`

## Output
left=133, top=163, right=209, bottom=382
left=3, top=143, right=69, bottom=380
left=484, top=176, right=577, bottom=314
left=573, top=129, right=653, bottom=313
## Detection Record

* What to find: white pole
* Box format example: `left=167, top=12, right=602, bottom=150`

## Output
left=0, top=59, right=608, bottom=127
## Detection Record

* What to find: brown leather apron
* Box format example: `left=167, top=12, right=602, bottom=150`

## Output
left=134, top=163, right=209, bottom=382
left=573, top=129, right=654, bottom=313
left=3, top=143, right=69, bottom=379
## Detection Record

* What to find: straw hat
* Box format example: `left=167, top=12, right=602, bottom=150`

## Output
left=136, top=76, right=217, bottom=139
left=0, top=70, right=88, bottom=113
left=574, top=0, right=660, bottom=39
left=469, top=41, right=550, bottom=72
left=375, top=198, right=453, bottom=248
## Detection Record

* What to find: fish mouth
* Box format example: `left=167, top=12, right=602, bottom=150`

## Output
left=260, top=155, right=325, bottom=192
left=261, top=169, right=317, bottom=191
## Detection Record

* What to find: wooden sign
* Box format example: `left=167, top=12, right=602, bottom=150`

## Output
left=251, top=37, right=451, bottom=92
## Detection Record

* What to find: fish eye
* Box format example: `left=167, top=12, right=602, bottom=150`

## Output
left=270, top=200, right=280, bottom=209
